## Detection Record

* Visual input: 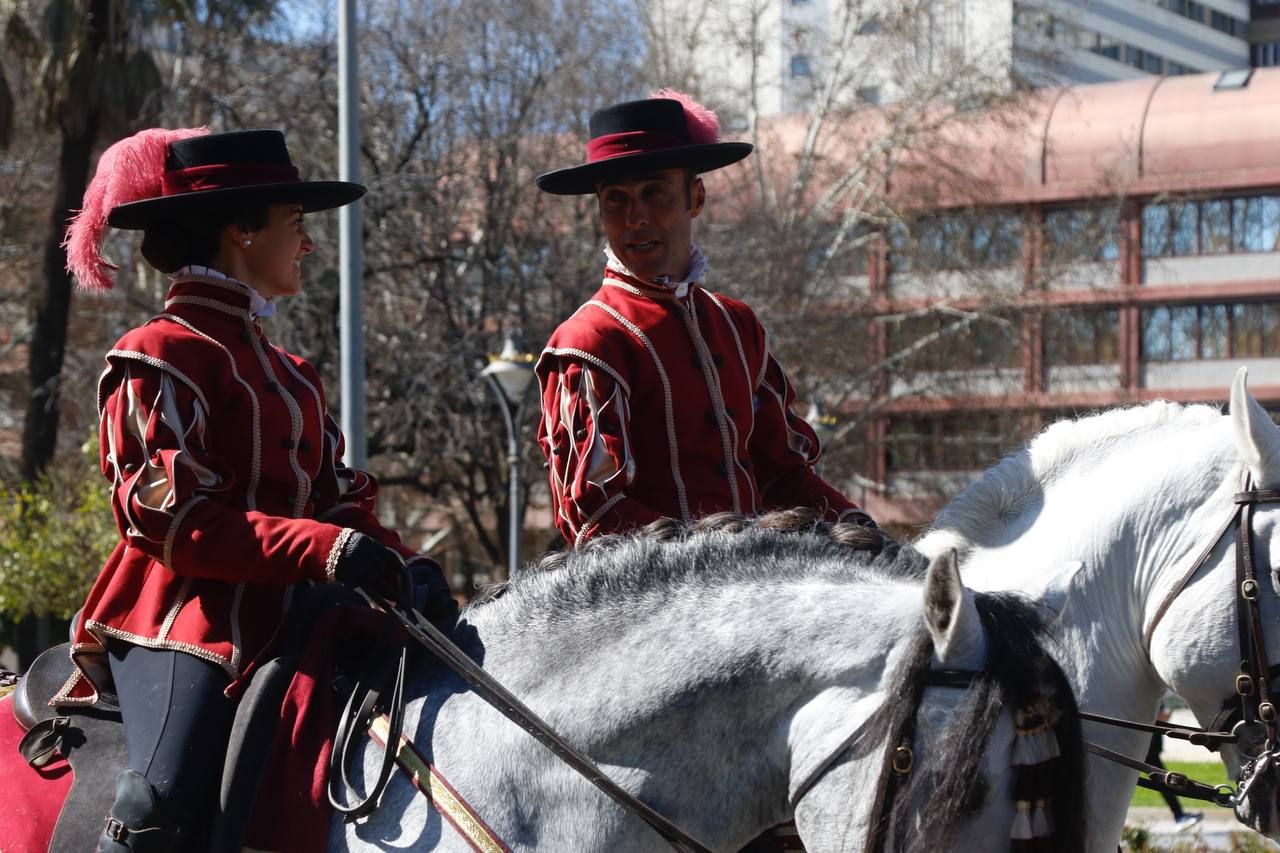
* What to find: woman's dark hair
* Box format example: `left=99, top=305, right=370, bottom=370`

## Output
left=140, top=204, right=270, bottom=273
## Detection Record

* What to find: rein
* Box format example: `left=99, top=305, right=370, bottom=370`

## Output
left=343, top=587, right=714, bottom=853
left=1081, top=476, right=1280, bottom=809
left=864, top=667, right=981, bottom=852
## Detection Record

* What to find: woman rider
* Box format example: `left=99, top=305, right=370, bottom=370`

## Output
left=57, top=127, right=456, bottom=851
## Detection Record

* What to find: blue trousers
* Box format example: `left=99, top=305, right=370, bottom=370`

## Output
left=107, top=641, right=235, bottom=828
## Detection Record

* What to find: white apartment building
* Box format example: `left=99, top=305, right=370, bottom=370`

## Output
left=656, top=0, right=1252, bottom=116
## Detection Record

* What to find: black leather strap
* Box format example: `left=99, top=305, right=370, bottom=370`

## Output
left=1085, top=741, right=1232, bottom=806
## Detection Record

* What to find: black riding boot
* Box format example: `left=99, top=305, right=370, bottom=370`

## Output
left=95, top=770, right=186, bottom=853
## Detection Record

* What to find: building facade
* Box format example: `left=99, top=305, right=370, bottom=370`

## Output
left=831, top=67, right=1280, bottom=524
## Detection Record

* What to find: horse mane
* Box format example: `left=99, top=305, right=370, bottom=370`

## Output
left=926, top=400, right=1223, bottom=553
left=467, top=508, right=923, bottom=620
left=871, top=592, right=1086, bottom=850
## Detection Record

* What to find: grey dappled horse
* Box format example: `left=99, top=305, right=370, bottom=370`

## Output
left=330, top=515, right=1083, bottom=851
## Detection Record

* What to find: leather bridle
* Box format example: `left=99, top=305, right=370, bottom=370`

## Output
left=1080, top=474, right=1280, bottom=809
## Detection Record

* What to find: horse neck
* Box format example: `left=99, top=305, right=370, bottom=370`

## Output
left=458, top=575, right=925, bottom=846
left=933, top=427, right=1238, bottom=716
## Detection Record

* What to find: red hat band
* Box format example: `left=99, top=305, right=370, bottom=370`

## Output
left=586, top=130, right=685, bottom=163
left=162, top=162, right=302, bottom=196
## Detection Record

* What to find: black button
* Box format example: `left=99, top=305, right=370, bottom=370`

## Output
left=282, top=438, right=296, bottom=450
left=712, top=354, right=724, bottom=367
left=123, top=462, right=138, bottom=474
left=726, top=407, right=736, bottom=419
left=299, top=439, right=312, bottom=452
left=574, top=429, right=587, bottom=440
left=552, top=446, right=564, bottom=455
left=542, top=461, right=550, bottom=470
left=741, top=459, right=751, bottom=470
left=265, top=381, right=279, bottom=393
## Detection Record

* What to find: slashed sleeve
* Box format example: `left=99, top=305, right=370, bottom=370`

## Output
left=100, top=361, right=349, bottom=585
left=748, top=329, right=863, bottom=523
left=537, top=355, right=663, bottom=546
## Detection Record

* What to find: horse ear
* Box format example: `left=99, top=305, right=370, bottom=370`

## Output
left=1231, top=366, right=1280, bottom=488
left=923, top=550, right=986, bottom=669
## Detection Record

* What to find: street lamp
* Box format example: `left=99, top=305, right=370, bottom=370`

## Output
left=805, top=400, right=838, bottom=477
left=480, top=336, right=536, bottom=578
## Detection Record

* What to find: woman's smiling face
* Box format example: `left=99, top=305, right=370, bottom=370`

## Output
left=240, top=203, right=314, bottom=298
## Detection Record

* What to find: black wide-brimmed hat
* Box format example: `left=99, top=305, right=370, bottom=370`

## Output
left=534, top=95, right=752, bottom=195
left=107, top=129, right=366, bottom=230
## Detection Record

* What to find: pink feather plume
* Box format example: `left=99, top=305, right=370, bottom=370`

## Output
left=650, top=88, right=720, bottom=145
left=64, top=127, right=209, bottom=290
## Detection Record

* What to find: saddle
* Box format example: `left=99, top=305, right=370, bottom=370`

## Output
left=8, top=583, right=380, bottom=853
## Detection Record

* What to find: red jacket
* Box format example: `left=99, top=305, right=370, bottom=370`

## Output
left=55, top=273, right=418, bottom=706
left=536, top=260, right=858, bottom=547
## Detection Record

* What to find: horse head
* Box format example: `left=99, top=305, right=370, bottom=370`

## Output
left=1208, top=367, right=1280, bottom=836
left=793, top=548, right=1085, bottom=851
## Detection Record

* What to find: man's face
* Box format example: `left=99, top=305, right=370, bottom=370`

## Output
left=596, top=168, right=705, bottom=282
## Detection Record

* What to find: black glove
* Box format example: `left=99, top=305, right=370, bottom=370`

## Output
left=334, top=532, right=408, bottom=601
left=407, top=557, right=460, bottom=629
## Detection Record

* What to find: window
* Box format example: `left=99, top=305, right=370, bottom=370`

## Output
left=1142, top=302, right=1280, bottom=361
left=1045, top=309, right=1120, bottom=365
left=1142, top=305, right=1198, bottom=361
left=1254, top=43, right=1280, bottom=68
left=1214, top=68, right=1253, bottom=90
left=1043, top=205, right=1121, bottom=262
left=790, top=54, right=812, bottom=77
left=886, top=312, right=1020, bottom=371
left=856, top=86, right=881, bottom=105
left=1090, top=35, right=1122, bottom=61
left=1200, top=199, right=1232, bottom=254
left=1233, top=196, right=1280, bottom=252
left=886, top=412, right=1024, bottom=472
left=894, top=209, right=1024, bottom=272
left=1210, top=10, right=1239, bottom=35
left=1143, top=195, right=1280, bottom=257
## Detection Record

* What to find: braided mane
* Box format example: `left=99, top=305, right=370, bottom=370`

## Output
left=467, top=508, right=921, bottom=616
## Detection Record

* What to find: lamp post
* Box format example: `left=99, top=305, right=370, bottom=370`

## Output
left=480, top=336, right=536, bottom=579
left=805, top=400, right=838, bottom=477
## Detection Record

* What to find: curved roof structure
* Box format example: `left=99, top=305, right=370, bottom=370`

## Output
left=731, top=67, right=1280, bottom=210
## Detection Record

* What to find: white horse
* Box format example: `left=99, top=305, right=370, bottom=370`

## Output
left=918, top=366, right=1280, bottom=848
left=329, top=518, right=1085, bottom=852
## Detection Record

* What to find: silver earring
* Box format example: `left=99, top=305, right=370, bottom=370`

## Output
left=242, top=239, right=252, bottom=247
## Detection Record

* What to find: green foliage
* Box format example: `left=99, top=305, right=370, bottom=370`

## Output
left=0, top=436, right=115, bottom=620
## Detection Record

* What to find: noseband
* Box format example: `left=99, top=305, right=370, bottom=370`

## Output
left=1082, top=475, right=1280, bottom=809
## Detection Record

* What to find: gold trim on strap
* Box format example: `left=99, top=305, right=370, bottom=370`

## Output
left=368, top=714, right=510, bottom=853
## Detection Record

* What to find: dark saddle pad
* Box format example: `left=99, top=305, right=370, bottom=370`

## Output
left=13, top=644, right=126, bottom=853
left=10, top=583, right=365, bottom=853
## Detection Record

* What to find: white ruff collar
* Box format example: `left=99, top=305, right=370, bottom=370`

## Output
left=173, top=265, right=277, bottom=319
left=604, top=244, right=708, bottom=299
